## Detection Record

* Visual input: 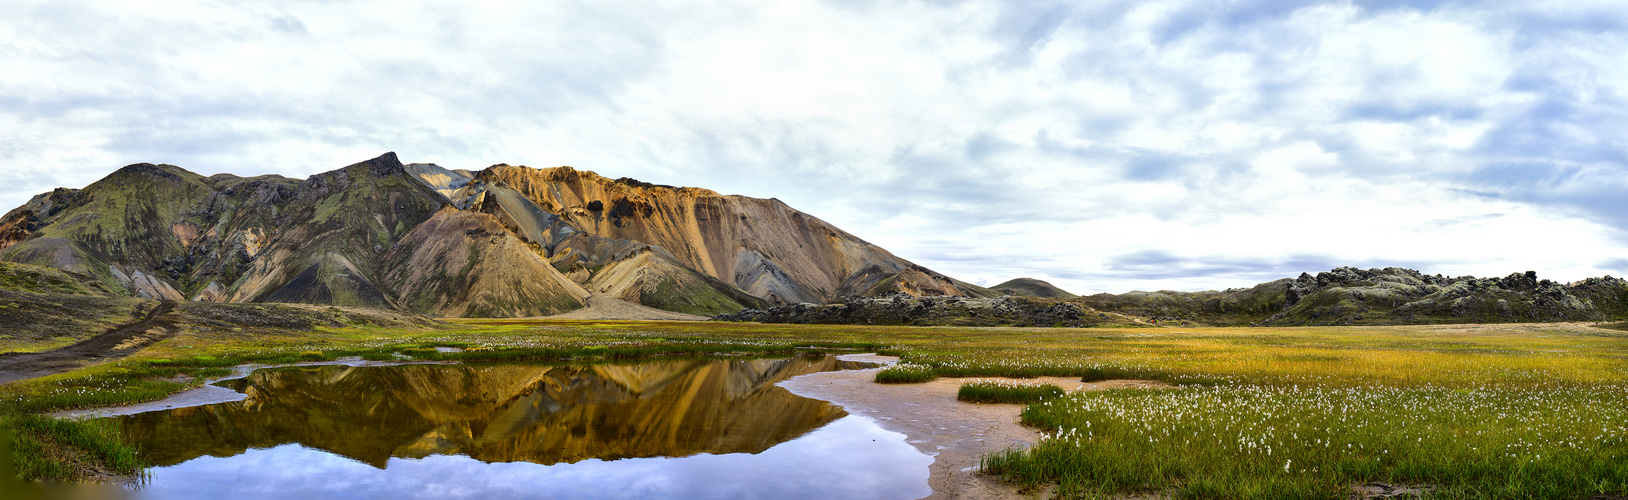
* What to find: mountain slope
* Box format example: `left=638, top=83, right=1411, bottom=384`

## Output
left=228, top=153, right=445, bottom=309
left=380, top=207, right=588, bottom=317
left=466, top=165, right=988, bottom=304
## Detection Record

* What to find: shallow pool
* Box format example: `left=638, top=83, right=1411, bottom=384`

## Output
left=111, top=356, right=932, bottom=499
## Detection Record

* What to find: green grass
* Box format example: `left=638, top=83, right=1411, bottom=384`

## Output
left=957, top=380, right=1063, bottom=403
left=984, top=385, right=1628, bottom=499
left=0, top=411, right=143, bottom=482
left=874, top=363, right=937, bottom=383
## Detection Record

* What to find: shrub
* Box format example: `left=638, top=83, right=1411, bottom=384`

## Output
left=875, top=363, right=936, bottom=384
left=957, top=380, right=1064, bottom=403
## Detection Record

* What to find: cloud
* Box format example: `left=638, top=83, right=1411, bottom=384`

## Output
left=1600, top=259, right=1628, bottom=276
left=1099, top=251, right=1451, bottom=285
left=3, top=0, right=1626, bottom=293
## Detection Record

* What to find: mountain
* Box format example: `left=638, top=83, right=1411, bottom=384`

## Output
left=718, top=267, right=1628, bottom=327
left=990, top=278, right=1076, bottom=298
left=0, top=153, right=989, bottom=318
left=413, top=163, right=993, bottom=304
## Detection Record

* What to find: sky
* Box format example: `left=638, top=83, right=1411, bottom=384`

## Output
left=2, top=0, right=1626, bottom=295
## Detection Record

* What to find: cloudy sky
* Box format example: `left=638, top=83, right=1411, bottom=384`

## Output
left=3, top=0, right=1625, bottom=294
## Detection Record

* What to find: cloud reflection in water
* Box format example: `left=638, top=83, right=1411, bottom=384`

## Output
left=136, top=415, right=930, bottom=500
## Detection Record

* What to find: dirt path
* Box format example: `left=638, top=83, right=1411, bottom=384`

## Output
left=540, top=293, right=710, bottom=321
left=0, top=300, right=182, bottom=384
left=781, top=354, right=1170, bottom=500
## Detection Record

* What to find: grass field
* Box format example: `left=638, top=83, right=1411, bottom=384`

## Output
left=3, top=319, right=1627, bottom=498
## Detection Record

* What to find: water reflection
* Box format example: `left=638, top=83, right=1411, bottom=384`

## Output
left=115, top=356, right=931, bottom=499
left=139, top=416, right=929, bottom=500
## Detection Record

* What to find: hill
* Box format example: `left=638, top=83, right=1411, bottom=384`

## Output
left=1078, top=267, right=1628, bottom=327
left=990, top=278, right=1076, bottom=298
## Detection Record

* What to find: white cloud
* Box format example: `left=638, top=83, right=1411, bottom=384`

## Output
left=3, top=0, right=1626, bottom=294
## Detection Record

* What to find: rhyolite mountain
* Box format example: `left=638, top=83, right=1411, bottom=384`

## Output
left=0, top=153, right=992, bottom=317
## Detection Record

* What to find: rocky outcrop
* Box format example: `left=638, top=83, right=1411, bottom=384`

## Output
left=1262, top=267, right=1627, bottom=326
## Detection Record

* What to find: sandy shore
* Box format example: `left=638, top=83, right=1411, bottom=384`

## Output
left=781, top=354, right=1169, bottom=499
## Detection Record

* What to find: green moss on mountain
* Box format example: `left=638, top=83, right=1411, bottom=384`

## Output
left=0, top=261, right=112, bottom=296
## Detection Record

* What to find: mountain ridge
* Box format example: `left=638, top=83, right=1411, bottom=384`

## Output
left=0, top=153, right=988, bottom=318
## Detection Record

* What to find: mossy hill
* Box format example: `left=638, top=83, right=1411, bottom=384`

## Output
left=717, top=267, right=1628, bottom=328
left=990, top=278, right=1076, bottom=298
left=0, top=153, right=988, bottom=319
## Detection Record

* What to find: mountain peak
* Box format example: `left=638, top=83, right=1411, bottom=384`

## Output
left=348, top=152, right=404, bottom=177
left=110, top=163, right=194, bottom=184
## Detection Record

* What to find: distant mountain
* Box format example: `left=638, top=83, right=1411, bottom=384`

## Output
left=990, top=278, right=1076, bottom=298
left=0, top=153, right=990, bottom=317
left=717, top=267, right=1628, bottom=327
left=1078, top=267, right=1628, bottom=327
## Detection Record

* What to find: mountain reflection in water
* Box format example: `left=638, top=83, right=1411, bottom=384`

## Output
left=116, top=356, right=873, bottom=469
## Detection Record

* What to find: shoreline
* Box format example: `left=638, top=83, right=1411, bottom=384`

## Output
left=780, top=354, right=1169, bottom=500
